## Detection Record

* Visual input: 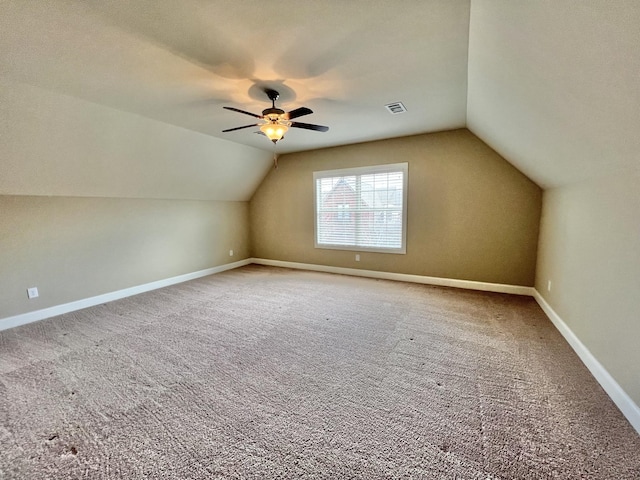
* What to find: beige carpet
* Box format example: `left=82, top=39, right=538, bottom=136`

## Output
left=1, top=265, right=638, bottom=479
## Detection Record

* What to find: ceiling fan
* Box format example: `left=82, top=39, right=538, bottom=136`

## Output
left=222, top=88, right=329, bottom=143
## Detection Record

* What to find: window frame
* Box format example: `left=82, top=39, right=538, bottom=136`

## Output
left=313, top=162, right=408, bottom=254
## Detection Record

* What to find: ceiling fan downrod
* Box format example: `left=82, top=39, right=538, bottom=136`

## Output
left=262, top=89, right=285, bottom=117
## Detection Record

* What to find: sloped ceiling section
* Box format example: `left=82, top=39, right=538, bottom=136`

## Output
left=0, top=0, right=470, bottom=156
left=0, top=80, right=271, bottom=201
left=7, top=1, right=636, bottom=196
left=467, top=0, right=640, bottom=189
left=0, top=0, right=471, bottom=200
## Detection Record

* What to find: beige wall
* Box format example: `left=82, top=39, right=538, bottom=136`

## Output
left=0, top=196, right=250, bottom=319
left=536, top=171, right=640, bottom=405
left=250, top=129, right=542, bottom=286
left=0, top=77, right=265, bottom=322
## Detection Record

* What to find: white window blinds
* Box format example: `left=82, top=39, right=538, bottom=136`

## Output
left=314, top=163, right=408, bottom=254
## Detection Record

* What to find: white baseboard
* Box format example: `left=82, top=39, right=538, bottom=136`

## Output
left=0, top=258, right=533, bottom=332
left=0, top=258, right=252, bottom=332
left=250, top=258, right=535, bottom=296
left=533, top=290, right=640, bottom=435
left=3, top=256, right=637, bottom=435
left=251, top=259, right=640, bottom=434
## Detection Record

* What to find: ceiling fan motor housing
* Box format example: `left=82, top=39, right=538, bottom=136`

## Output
left=262, top=107, right=285, bottom=118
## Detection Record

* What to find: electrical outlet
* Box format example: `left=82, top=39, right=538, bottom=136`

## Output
left=27, top=287, right=39, bottom=299
left=547, top=280, right=552, bottom=292
left=229, top=250, right=234, bottom=256
left=355, top=254, right=360, bottom=261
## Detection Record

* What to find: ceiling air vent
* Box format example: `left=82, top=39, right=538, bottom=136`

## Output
left=385, top=102, right=407, bottom=114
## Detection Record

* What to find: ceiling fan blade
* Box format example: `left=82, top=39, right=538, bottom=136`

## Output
left=290, top=122, right=329, bottom=132
left=283, top=107, right=313, bottom=120
left=222, top=124, right=259, bottom=132
left=223, top=106, right=263, bottom=119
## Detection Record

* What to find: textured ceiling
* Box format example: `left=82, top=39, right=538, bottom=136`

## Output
left=1, top=1, right=638, bottom=193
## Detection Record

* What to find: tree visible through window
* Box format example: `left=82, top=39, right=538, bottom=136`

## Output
left=314, top=163, right=408, bottom=253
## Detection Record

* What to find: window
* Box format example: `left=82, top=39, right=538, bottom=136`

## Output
left=314, top=163, right=408, bottom=254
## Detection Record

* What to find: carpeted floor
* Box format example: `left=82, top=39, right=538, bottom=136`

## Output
left=0, top=265, right=638, bottom=479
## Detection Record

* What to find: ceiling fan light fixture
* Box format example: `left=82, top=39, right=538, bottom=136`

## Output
left=260, top=123, right=289, bottom=143
left=223, top=88, right=328, bottom=143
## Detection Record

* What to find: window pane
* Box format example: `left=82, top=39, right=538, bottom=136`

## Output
left=314, top=164, right=407, bottom=253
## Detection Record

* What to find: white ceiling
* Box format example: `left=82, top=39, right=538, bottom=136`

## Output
left=0, top=0, right=469, bottom=153
left=467, top=0, right=640, bottom=188
left=1, top=1, right=638, bottom=193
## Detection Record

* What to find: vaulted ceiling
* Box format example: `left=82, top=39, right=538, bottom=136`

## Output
left=1, top=1, right=638, bottom=197
left=468, top=1, right=639, bottom=188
